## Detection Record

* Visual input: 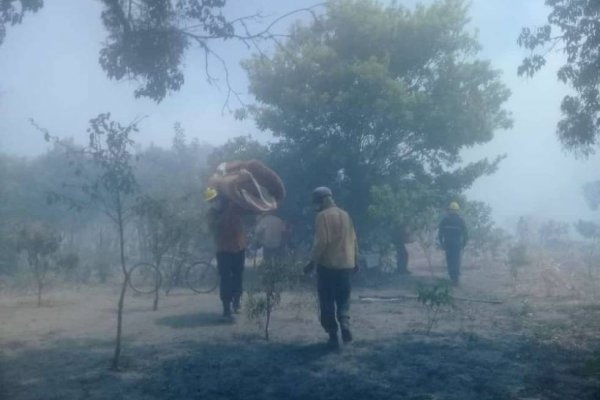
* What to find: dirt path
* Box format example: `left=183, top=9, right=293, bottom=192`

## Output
left=1, top=260, right=600, bottom=399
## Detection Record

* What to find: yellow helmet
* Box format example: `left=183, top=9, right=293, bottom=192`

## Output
left=204, top=187, right=218, bottom=202
left=448, top=202, right=460, bottom=212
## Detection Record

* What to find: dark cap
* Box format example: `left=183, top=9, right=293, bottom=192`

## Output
left=312, top=186, right=333, bottom=200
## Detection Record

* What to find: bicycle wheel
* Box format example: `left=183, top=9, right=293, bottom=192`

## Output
left=128, top=262, right=162, bottom=294
left=185, top=261, right=219, bottom=294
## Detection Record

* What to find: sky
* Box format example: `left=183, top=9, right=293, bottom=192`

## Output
left=0, top=0, right=599, bottom=228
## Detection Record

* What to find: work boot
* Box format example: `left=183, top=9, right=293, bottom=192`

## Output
left=222, top=303, right=233, bottom=321
left=341, top=329, right=353, bottom=343
left=232, top=298, right=241, bottom=314
left=327, top=331, right=339, bottom=349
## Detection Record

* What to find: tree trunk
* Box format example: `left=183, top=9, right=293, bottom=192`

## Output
left=111, top=203, right=129, bottom=371
left=426, top=253, right=434, bottom=277
left=153, top=257, right=161, bottom=310
left=111, top=272, right=128, bottom=370
left=588, top=248, right=595, bottom=280
left=34, top=261, right=43, bottom=307
left=37, top=281, right=43, bottom=307
left=395, top=243, right=409, bottom=275
left=153, top=289, right=159, bottom=311
left=420, top=243, right=434, bottom=277
left=265, top=292, right=271, bottom=341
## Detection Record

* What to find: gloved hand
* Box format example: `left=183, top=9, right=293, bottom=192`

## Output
left=353, top=264, right=360, bottom=274
left=303, top=262, right=315, bottom=275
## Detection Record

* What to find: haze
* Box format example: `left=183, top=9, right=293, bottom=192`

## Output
left=0, top=0, right=598, bottom=224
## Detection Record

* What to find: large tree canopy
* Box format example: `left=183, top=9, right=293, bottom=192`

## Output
left=244, top=0, right=512, bottom=239
left=518, top=0, right=600, bottom=156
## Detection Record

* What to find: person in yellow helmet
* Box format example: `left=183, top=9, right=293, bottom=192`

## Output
left=205, top=187, right=246, bottom=319
left=438, top=201, right=468, bottom=286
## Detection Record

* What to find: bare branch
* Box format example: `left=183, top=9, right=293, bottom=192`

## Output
left=230, top=3, right=326, bottom=41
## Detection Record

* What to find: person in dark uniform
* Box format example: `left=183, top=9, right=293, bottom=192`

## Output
left=438, top=202, right=468, bottom=286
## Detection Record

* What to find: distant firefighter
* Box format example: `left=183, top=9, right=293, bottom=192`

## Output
left=438, top=202, right=468, bottom=286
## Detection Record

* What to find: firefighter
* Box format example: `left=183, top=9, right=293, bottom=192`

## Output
left=205, top=187, right=246, bottom=319
left=304, top=187, right=359, bottom=348
left=438, top=202, right=468, bottom=286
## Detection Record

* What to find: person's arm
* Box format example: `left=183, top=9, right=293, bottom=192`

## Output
left=309, top=213, right=328, bottom=266
left=461, top=218, right=469, bottom=247
left=207, top=208, right=219, bottom=236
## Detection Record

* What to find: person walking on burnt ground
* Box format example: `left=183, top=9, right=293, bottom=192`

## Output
left=438, top=202, right=468, bottom=286
left=304, top=187, right=359, bottom=349
left=205, top=187, right=246, bottom=320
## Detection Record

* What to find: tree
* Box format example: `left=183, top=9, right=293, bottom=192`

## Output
left=414, top=208, right=443, bottom=276
left=0, top=226, right=18, bottom=276
left=0, top=0, right=43, bottom=46
left=416, top=282, right=454, bottom=334
left=369, top=183, right=441, bottom=274
left=245, top=257, right=300, bottom=341
left=207, top=135, right=269, bottom=169
left=461, top=200, right=496, bottom=261
left=0, top=146, right=93, bottom=277
left=0, top=143, right=90, bottom=228
left=518, top=0, right=600, bottom=155
left=486, top=227, right=511, bottom=263
left=244, top=0, right=511, bottom=243
left=17, top=223, right=62, bottom=307
left=44, top=113, right=140, bottom=370
left=507, top=243, right=530, bottom=287
left=574, top=219, right=600, bottom=279
left=134, top=195, right=188, bottom=309
left=583, top=180, right=600, bottom=210
left=539, top=219, right=570, bottom=247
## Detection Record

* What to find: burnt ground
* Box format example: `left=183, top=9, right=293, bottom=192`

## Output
left=1, top=251, right=600, bottom=400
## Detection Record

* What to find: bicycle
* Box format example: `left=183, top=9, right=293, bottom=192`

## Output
left=128, top=253, right=219, bottom=295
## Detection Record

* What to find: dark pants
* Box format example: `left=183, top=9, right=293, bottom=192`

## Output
left=317, top=266, right=351, bottom=334
left=217, top=250, right=245, bottom=311
left=444, top=244, right=462, bottom=285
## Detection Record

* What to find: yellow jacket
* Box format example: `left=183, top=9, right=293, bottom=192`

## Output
left=310, top=206, right=357, bottom=269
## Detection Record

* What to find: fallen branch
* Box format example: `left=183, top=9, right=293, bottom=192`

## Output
left=358, top=294, right=503, bottom=305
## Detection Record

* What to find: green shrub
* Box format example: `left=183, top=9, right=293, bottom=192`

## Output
left=417, top=282, right=454, bottom=334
